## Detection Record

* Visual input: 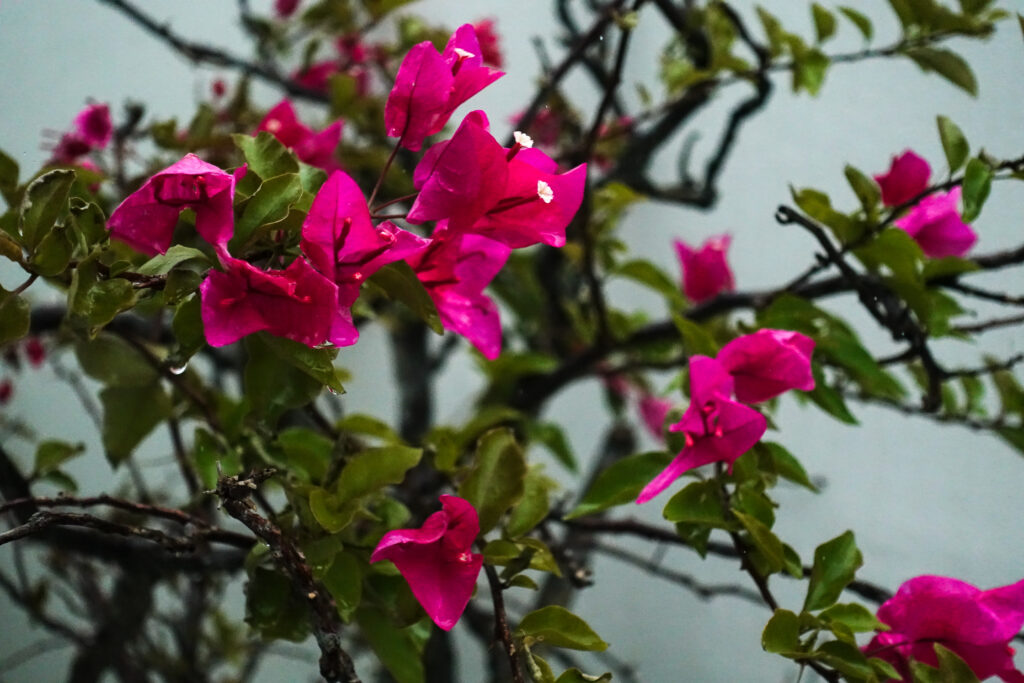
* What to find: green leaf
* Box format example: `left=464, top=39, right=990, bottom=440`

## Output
left=794, top=48, right=830, bottom=95
left=663, top=480, right=730, bottom=527
left=245, top=567, right=311, bottom=642
left=960, top=157, right=992, bottom=223
left=811, top=4, right=837, bottom=42
left=613, top=259, right=683, bottom=306
left=68, top=198, right=108, bottom=248
left=335, top=445, right=422, bottom=502
left=356, top=608, right=425, bottom=683
left=528, top=421, right=577, bottom=472
left=844, top=164, right=881, bottom=213
left=907, top=48, right=978, bottom=96
left=672, top=315, right=718, bottom=356
left=366, top=261, right=443, bottom=335
left=308, top=488, right=355, bottom=533
left=733, top=510, right=785, bottom=573
left=517, top=606, right=609, bottom=652
left=565, top=451, right=673, bottom=519
left=76, top=333, right=160, bottom=386
left=136, top=245, right=210, bottom=276
left=232, top=132, right=299, bottom=180
left=756, top=442, right=818, bottom=492
left=100, top=384, right=172, bottom=465
left=274, top=427, right=333, bottom=483
left=0, top=148, right=18, bottom=203
left=244, top=335, right=323, bottom=422
left=931, top=643, right=982, bottom=682
left=761, top=608, right=801, bottom=653
left=319, top=551, right=363, bottom=622
left=233, top=173, right=304, bottom=248
left=887, top=0, right=916, bottom=30
left=260, top=333, right=345, bottom=394
left=337, top=413, right=403, bottom=443
left=819, top=603, right=886, bottom=633
left=33, top=440, right=85, bottom=476
left=459, top=428, right=527, bottom=533
left=30, top=224, right=73, bottom=276
left=817, top=639, right=874, bottom=679
left=506, top=466, right=557, bottom=538
left=0, top=287, right=31, bottom=345
left=807, top=380, right=859, bottom=425
left=555, top=670, right=612, bottom=683
left=839, top=6, right=873, bottom=41
left=937, top=116, right=970, bottom=174
left=804, top=530, right=863, bottom=611
left=19, top=169, right=75, bottom=249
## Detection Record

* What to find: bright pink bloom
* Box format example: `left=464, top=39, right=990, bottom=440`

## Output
left=638, top=394, right=673, bottom=442
left=675, top=235, right=734, bottom=304
left=72, top=104, right=113, bottom=149
left=274, top=0, right=300, bottom=18
left=409, top=228, right=510, bottom=360
left=23, top=338, right=46, bottom=368
left=716, top=329, right=815, bottom=404
left=257, top=100, right=343, bottom=171
left=875, top=150, right=931, bottom=207
left=370, top=495, right=484, bottom=631
left=894, top=187, right=977, bottom=258
left=385, top=24, right=504, bottom=151
left=472, top=18, right=503, bottom=68
left=107, top=154, right=240, bottom=255
left=408, top=111, right=586, bottom=248
left=301, top=170, right=427, bottom=315
left=199, top=255, right=350, bottom=348
left=636, top=356, right=766, bottom=504
left=865, top=575, right=1024, bottom=682
left=292, top=61, right=338, bottom=93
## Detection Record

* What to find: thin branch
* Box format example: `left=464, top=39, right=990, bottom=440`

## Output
left=953, top=313, right=1024, bottom=335
left=482, top=561, right=525, bottom=683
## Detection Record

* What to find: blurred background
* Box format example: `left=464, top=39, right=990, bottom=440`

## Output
left=1, top=1, right=1023, bottom=680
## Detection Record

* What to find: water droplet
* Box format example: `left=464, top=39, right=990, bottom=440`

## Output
left=169, top=363, right=188, bottom=375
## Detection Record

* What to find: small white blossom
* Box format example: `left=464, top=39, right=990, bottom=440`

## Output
left=537, top=180, right=554, bottom=204
left=513, top=131, right=534, bottom=148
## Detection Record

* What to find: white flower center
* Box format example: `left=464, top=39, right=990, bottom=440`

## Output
left=537, top=180, right=554, bottom=204
left=265, top=118, right=282, bottom=133
left=453, top=48, right=475, bottom=60
left=513, top=131, right=534, bottom=148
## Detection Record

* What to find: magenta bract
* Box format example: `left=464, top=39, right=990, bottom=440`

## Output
left=894, top=187, right=977, bottom=258
left=865, top=575, right=1024, bottom=682
left=675, top=235, right=735, bottom=304
left=370, top=495, right=484, bottom=631
left=875, top=150, right=931, bottom=207
left=637, top=394, right=673, bottom=443
left=107, top=153, right=238, bottom=255
left=717, top=329, right=816, bottom=404
left=257, top=100, right=343, bottom=171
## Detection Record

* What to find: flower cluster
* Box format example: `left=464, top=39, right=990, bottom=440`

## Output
left=105, top=23, right=584, bottom=359
left=675, top=234, right=735, bottom=304
left=637, top=329, right=815, bottom=503
left=47, top=103, right=112, bottom=167
left=874, top=150, right=977, bottom=258
left=866, top=575, right=1024, bottom=682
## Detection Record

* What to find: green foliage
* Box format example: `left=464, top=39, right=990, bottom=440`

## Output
left=517, top=606, right=609, bottom=651
left=459, top=428, right=527, bottom=533
left=937, top=115, right=969, bottom=174
left=804, top=531, right=863, bottom=611
left=565, top=451, right=673, bottom=519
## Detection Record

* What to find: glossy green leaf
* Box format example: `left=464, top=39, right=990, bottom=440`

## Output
left=76, top=334, right=159, bottom=387
left=0, top=286, right=30, bottom=345
left=336, top=414, right=402, bottom=444
left=459, top=427, right=526, bottom=533
left=807, top=378, right=859, bottom=425
left=136, top=245, right=209, bottom=276
left=528, top=421, right=577, bottom=472
left=663, top=480, right=730, bottom=527
left=260, top=333, right=345, bottom=394
left=839, top=7, right=873, bottom=41
left=517, top=606, right=609, bottom=651
left=243, top=335, right=323, bottom=422
left=0, top=148, right=18, bottom=203
left=817, top=639, right=874, bottom=679
left=356, top=608, right=426, bottom=683
left=308, top=488, right=356, bottom=533
left=907, top=48, right=978, bottom=96
left=935, top=116, right=969, bottom=174
left=555, top=670, right=612, bottom=683
left=232, top=132, right=299, bottom=180
left=565, top=451, right=672, bottom=519
left=335, top=444, right=422, bottom=502
left=819, top=603, right=886, bottom=633
left=233, top=173, right=304, bottom=248
left=274, top=427, right=333, bottom=483
left=794, top=48, right=830, bottom=95
left=245, top=567, right=310, bottom=642
left=319, top=551, right=364, bottom=622
left=33, top=440, right=85, bottom=476
left=68, top=198, right=108, bottom=247
left=733, top=510, right=785, bottom=573
left=811, top=3, right=836, bottom=42
left=961, top=157, right=992, bottom=223
left=756, top=441, right=818, bottom=492
left=506, top=466, right=557, bottom=537
left=844, top=164, right=880, bottom=213
left=367, top=261, right=443, bottom=335
left=761, top=608, right=801, bottom=653
left=100, top=383, right=172, bottom=465
left=161, top=266, right=202, bottom=304
left=804, top=530, right=863, bottom=611
left=19, top=169, right=75, bottom=249
left=30, top=224, right=73, bottom=276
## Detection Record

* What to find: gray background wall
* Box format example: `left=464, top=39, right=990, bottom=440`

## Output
left=1, top=1, right=1022, bottom=681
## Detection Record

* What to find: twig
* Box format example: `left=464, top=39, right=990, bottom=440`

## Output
left=482, top=561, right=525, bottom=683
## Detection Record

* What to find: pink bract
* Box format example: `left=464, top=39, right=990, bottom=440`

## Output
left=638, top=394, right=673, bottom=443
left=370, top=495, right=484, bottom=631
left=875, top=150, right=931, bottom=207
left=257, top=100, right=342, bottom=171
left=408, top=228, right=509, bottom=360
left=473, top=18, right=504, bottom=68
left=384, top=24, right=503, bottom=151
left=894, top=187, right=977, bottom=259
left=717, top=329, right=815, bottom=404
left=107, top=153, right=239, bottom=255
left=636, top=356, right=767, bottom=504
left=199, top=254, right=352, bottom=348
left=865, top=575, right=1024, bottom=682
left=675, top=235, right=735, bottom=304
left=72, top=104, right=113, bottom=149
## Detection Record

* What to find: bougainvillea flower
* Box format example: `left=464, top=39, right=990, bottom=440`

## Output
left=301, top=170, right=428, bottom=309
left=107, top=154, right=239, bottom=255
left=370, top=495, right=484, bottom=631
left=894, top=187, right=977, bottom=258
left=274, top=0, right=300, bottom=18
left=72, top=104, right=113, bottom=149
left=638, top=394, right=673, bottom=443
left=864, top=575, right=1024, bottom=682
left=717, top=329, right=815, bottom=404
left=257, top=100, right=343, bottom=171
left=472, top=18, right=503, bottom=68
left=636, top=356, right=767, bottom=504
left=385, top=24, right=504, bottom=151
left=675, top=235, right=735, bottom=303
left=875, top=150, right=931, bottom=207
left=408, top=228, right=510, bottom=360
left=199, top=254, right=353, bottom=348
left=407, top=111, right=508, bottom=229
